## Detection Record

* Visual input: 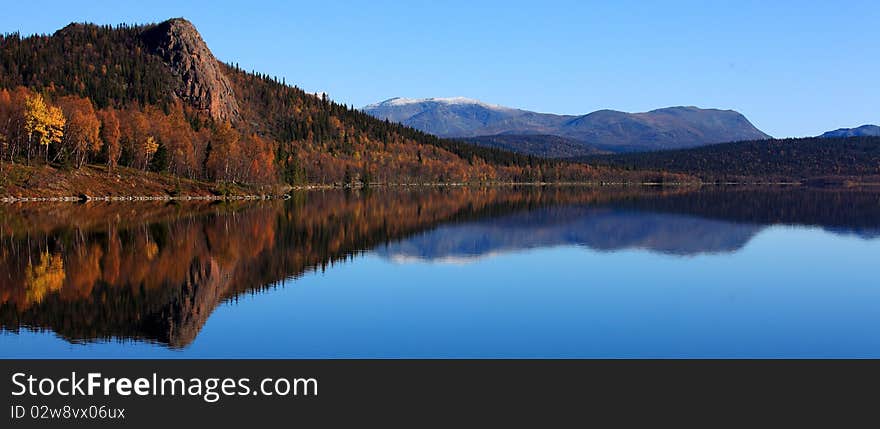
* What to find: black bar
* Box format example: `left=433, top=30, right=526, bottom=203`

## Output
left=1, top=360, right=877, bottom=427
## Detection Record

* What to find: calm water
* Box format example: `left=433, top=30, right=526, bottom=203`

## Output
left=1, top=186, right=879, bottom=358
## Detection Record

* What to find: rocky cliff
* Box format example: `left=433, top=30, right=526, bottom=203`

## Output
left=141, top=18, right=240, bottom=122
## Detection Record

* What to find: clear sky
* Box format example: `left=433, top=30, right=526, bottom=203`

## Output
left=1, top=0, right=877, bottom=137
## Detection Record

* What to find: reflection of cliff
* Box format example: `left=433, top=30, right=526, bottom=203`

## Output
left=378, top=206, right=762, bottom=262
left=0, top=206, right=264, bottom=348
left=144, top=257, right=229, bottom=348
left=1, top=186, right=879, bottom=348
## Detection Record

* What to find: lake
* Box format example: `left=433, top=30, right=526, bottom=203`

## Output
left=1, top=186, right=879, bottom=358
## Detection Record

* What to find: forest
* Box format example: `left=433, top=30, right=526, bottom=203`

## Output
left=581, top=136, right=880, bottom=182
left=0, top=87, right=278, bottom=184
left=0, top=21, right=658, bottom=190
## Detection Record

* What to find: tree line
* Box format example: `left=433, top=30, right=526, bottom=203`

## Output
left=581, top=136, right=880, bottom=182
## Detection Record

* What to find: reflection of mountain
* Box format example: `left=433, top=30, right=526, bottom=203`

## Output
left=378, top=207, right=763, bottom=262
left=822, top=227, right=880, bottom=240
left=2, top=186, right=880, bottom=348
left=380, top=187, right=880, bottom=263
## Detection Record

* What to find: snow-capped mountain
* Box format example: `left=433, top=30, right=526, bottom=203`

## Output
left=364, top=96, right=512, bottom=110
left=362, top=97, right=533, bottom=137
left=363, top=97, right=771, bottom=153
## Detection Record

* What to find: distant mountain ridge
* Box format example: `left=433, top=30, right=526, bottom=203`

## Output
left=820, top=125, right=880, bottom=138
left=363, top=97, right=771, bottom=154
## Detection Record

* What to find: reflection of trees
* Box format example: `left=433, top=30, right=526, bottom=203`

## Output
left=607, top=186, right=880, bottom=233
left=1, top=186, right=878, bottom=348
left=0, top=201, right=287, bottom=346
left=24, top=251, right=65, bottom=304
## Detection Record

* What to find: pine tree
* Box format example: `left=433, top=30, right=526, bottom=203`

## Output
left=150, top=141, right=169, bottom=172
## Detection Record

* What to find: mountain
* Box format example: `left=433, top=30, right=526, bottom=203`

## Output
left=820, top=125, right=880, bottom=138
left=363, top=97, right=570, bottom=137
left=460, top=134, right=610, bottom=158
left=363, top=97, right=770, bottom=152
left=559, top=106, right=771, bottom=152
left=0, top=18, right=612, bottom=189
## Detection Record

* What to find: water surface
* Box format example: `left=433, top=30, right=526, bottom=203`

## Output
left=1, top=186, right=879, bottom=357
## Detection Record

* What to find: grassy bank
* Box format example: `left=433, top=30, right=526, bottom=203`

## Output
left=5, top=162, right=877, bottom=202
left=0, top=163, right=287, bottom=200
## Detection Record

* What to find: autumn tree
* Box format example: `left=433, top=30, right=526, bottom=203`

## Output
left=0, top=89, right=11, bottom=167
left=58, top=96, right=101, bottom=168
left=205, top=121, right=239, bottom=181
left=0, top=88, right=32, bottom=165
left=153, top=103, right=197, bottom=178
left=240, top=133, right=277, bottom=185
left=143, top=136, right=159, bottom=169
left=118, top=108, right=152, bottom=170
left=98, top=108, right=121, bottom=171
left=23, top=93, right=65, bottom=164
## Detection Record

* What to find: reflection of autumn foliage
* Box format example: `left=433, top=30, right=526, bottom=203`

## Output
left=0, top=187, right=692, bottom=346
left=62, top=243, right=103, bottom=300
left=24, top=251, right=65, bottom=305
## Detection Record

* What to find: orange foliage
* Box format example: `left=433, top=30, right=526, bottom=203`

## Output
left=98, top=108, right=121, bottom=171
left=58, top=95, right=101, bottom=167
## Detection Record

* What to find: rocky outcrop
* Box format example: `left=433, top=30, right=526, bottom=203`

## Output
left=141, top=18, right=240, bottom=122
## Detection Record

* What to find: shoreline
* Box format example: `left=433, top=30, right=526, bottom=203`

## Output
left=0, top=194, right=284, bottom=203
left=4, top=180, right=879, bottom=203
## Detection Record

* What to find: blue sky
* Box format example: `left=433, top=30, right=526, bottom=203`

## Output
left=1, top=0, right=877, bottom=137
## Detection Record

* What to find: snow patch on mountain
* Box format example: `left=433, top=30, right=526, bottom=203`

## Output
left=363, top=97, right=514, bottom=111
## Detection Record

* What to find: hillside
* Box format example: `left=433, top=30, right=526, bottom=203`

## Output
left=580, top=136, right=880, bottom=183
left=562, top=106, right=770, bottom=152
left=363, top=97, right=770, bottom=152
left=0, top=18, right=637, bottom=191
left=460, top=134, right=609, bottom=158
left=820, top=125, right=880, bottom=138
